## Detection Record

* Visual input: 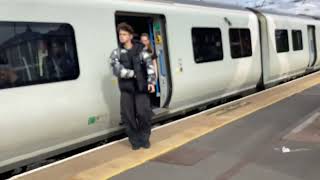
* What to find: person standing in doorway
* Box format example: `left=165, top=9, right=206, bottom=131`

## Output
left=141, top=33, right=160, bottom=108
left=110, top=23, right=156, bottom=150
left=140, top=33, right=158, bottom=79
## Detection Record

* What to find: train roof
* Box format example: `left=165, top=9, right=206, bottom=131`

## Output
left=1, top=0, right=319, bottom=21
left=0, top=0, right=249, bottom=12
left=251, top=8, right=318, bottom=21
left=155, top=0, right=320, bottom=21
left=139, top=1, right=320, bottom=21
left=147, top=0, right=249, bottom=11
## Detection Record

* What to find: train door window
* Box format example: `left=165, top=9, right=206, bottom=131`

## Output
left=192, top=28, right=223, bottom=63
left=115, top=13, right=171, bottom=109
left=275, top=29, right=289, bottom=53
left=292, top=30, right=303, bottom=51
left=229, top=28, right=252, bottom=59
left=0, top=22, right=79, bottom=90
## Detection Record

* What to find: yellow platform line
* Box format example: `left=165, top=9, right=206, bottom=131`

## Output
left=70, top=72, right=320, bottom=180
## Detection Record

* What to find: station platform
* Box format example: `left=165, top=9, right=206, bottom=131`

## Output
left=11, top=72, right=320, bottom=180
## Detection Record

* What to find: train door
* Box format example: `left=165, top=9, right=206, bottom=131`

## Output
left=152, top=16, right=171, bottom=108
left=115, top=12, right=172, bottom=112
left=307, top=25, right=317, bottom=68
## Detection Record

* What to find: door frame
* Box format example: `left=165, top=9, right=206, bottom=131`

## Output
left=307, top=25, right=317, bottom=67
left=114, top=11, right=173, bottom=108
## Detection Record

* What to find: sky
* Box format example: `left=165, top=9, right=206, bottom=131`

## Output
left=203, top=0, right=320, bottom=17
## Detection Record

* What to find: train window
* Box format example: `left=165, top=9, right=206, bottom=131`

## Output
left=292, top=30, right=303, bottom=51
left=0, top=22, right=79, bottom=90
left=275, top=29, right=289, bottom=53
left=229, top=28, right=252, bottom=59
left=192, top=28, right=223, bottom=63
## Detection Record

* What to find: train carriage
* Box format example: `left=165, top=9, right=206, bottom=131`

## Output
left=0, top=0, right=319, bottom=175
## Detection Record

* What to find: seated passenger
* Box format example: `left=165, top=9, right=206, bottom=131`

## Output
left=0, top=66, right=21, bottom=89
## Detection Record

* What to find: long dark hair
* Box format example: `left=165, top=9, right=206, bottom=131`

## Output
left=141, top=33, right=154, bottom=54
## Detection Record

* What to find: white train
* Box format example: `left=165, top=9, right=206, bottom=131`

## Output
left=1, top=0, right=319, bottom=174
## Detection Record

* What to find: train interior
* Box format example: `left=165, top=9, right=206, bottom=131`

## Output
left=115, top=13, right=171, bottom=112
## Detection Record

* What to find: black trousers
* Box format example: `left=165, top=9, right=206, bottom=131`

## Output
left=120, top=91, right=152, bottom=146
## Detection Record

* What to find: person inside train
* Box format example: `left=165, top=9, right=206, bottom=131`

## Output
left=140, top=33, right=160, bottom=108
left=0, top=54, right=20, bottom=88
left=43, top=40, right=77, bottom=81
left=37, top=40, right=49, bottom=78
left=110, top=22, right=156, bottom=150
left=0, top=65, right=21, bottom=89
left=140, top=33, right=158, bottom=79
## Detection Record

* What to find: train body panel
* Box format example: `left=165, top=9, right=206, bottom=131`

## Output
left=0, top=1, right=123, bottom=172
left=165, top=5, right=261, bottom=111
left=262, top=13, right=312, bottom=86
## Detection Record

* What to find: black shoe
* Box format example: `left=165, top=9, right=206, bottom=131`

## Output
left=141, top=141, right=151, bottom=149
left=131, top=144, right=140, bottom=150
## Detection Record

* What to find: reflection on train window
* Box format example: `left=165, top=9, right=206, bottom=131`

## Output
left=192, top=28, right=223, bottom=63
left=229, top=28, right=252, bottom=59
left=0, top=22, right=79, bottom=90
left=275, top=29, right=289, bottom=53
left=292, top=30, right=303, bottom=51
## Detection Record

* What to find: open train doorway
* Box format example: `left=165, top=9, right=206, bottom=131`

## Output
left=307, top=25, right=317, bottom=69
left=115, top=12, right=172, bottom=113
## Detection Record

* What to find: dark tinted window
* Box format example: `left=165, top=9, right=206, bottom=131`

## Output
left=275, top=29, right=289, bottom=53
left=0, top=22, right=79, bottom=90
left=292, top=30, right=303, bottom=51
left=229, top=28, right=252, bottom=58
left=192, top=28, right=223, bottom=63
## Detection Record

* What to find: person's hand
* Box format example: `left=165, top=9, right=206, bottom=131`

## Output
left=148, top=84, right=155, bottom=93
left=128, top=70, right=135, bottom=79
left=0, top=70, right=6, bottom=81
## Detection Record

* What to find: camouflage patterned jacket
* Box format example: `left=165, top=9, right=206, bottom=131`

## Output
left=110, top=43, right=156, bottom=92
